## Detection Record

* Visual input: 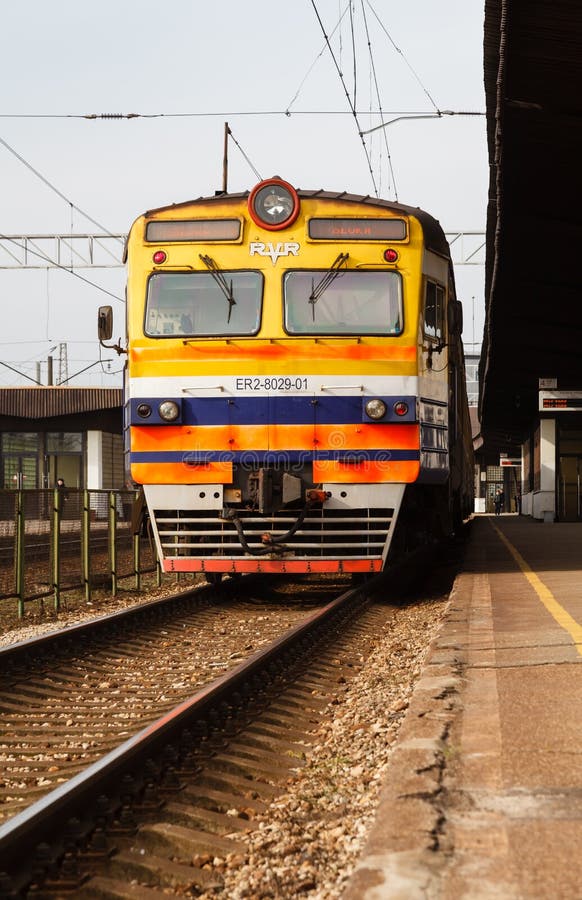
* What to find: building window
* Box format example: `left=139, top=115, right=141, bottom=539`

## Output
left=1, top=433, right=40, bottom=489
left=46, top=433, right=83, bottom=453
left=2, top=433, right=39, bottom=452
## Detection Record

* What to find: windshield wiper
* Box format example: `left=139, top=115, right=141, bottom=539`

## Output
left=199, top=254, right=237, bottom=323
left=308, top=252, right=349, bottom=320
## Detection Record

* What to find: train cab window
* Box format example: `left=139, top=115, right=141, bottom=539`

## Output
left=424, top=281, right=445, bottom=343
left=145, top=271, right=263, bottom=337
left=283, top=270, right=403, bottom=335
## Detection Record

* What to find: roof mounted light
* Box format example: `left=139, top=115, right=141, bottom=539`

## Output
left=248, top=178, right=300, bottom=231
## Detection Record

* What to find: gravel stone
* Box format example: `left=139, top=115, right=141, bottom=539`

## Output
left=204, top=597, right=448, bottom=899
left=0, top=578, right=449, bottom=897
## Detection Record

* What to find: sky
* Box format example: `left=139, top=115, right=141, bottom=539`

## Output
left=0, top=0, right=487, bottom=387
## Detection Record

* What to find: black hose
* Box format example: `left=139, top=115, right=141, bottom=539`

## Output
left=222, top=503, right=315, bottom=556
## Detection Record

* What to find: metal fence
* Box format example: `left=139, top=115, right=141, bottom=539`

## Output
left=0, top=488, right=158, bottom=617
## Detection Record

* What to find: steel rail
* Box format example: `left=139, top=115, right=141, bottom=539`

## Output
left=0, top=581, right=224, bottom=666
left=0, top=581, right=371, bottom=895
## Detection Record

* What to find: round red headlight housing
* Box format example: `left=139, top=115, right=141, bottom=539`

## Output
left=384, top=248, right=399, bottom=263
left=248, top=178, right=300, bottom=231
left=394, top=401, right=409, bottom=417
left=153, top=250, right=167, bottom=264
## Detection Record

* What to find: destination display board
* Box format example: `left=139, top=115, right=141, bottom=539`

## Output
left=539, top=390, right=582, bottom=411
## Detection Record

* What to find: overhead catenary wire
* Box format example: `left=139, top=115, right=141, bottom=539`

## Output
left=286, top=1, right=353, bottom=113
left=359, top=0, right=398, bottom=199
left=0, top=108, right=479, bottom=119
left=349, top=1, right=358, bottom=112
left=310, top=0, right=379, bottom=196
left=0, top=134, right=123, bottom=242
left=0, top=235, right=124, bottom=303
left=364, top=0, right=441, bottom=113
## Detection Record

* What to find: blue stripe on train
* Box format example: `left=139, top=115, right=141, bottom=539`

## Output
left=129, top=395, right=417, bottom=426
left=130, top=449, right=420, bottom=464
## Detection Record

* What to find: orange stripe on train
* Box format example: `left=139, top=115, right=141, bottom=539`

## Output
left=313, top=460, right=420, bottom=483
left=131, top=462, right=233, bottom=484
left=130, top=340, right=417, bottom=365
left=130, top=423, right=420, bottom=452
left=131, top=459, right=419, bottom=486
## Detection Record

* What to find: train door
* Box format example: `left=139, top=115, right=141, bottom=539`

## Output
left=558, top=455, right=582, bottom=521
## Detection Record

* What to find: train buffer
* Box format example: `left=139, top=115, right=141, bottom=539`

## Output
left=344, top=514, right=582, bottom=898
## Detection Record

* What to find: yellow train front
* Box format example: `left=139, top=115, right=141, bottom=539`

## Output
left=121, top=178, right=472, bottom=578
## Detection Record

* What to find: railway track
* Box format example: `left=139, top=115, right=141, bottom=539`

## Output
left=0, top=536, right=464, bottom=897
left=0, top=577, right=385, bottom=897
left=0, top=577, right=335, bottom=824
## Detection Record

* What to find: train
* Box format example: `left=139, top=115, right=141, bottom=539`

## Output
left=99, top=177, right=473, bottom=581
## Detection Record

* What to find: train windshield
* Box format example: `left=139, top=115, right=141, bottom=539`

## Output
left=145, top=271, right=263, bottom=337
left=283, top=269, right=403, bottom=335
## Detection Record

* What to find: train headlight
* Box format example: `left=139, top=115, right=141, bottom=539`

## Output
left=158, top=400, right=180, bottom=422
left=248, top=178, right=300, bottom=230
left=365, top=399, right=388, bottom=420
left=137, top=403, right=152, bottom=418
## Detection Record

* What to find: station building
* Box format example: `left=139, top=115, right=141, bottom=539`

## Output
left=0, top=387, right=124, bottom=491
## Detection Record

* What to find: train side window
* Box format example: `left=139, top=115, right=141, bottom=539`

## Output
left=424, top=281, right=445, bottom=342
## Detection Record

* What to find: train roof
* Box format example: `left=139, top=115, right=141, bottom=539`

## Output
left=142, top=188, right=451, bottom=258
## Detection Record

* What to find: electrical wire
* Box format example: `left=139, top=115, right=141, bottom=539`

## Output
left=364, top=0, right=440, bottom=112
left=310, top=0, right=379, bottom=196
left=0, top=134, right=123, bottom=241
left=359, top=0, right=398, bottom=199
left=0, top=108, right=448, bottom=119
left=227, top=128, right=262, bottom=181
left=286, top=2, right=352, bottom=113
left=349, top=1, right=358, bottom=112
left=0, top=235, right=124, bottom=303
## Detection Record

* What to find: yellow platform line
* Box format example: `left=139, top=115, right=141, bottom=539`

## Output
left=492, top=522, right=582, bottom=657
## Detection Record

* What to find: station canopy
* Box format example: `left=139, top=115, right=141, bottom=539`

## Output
left=480, top=0, right=582, bottom=445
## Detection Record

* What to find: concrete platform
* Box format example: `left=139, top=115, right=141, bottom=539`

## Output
left=344, top=515, right=582, bottom=899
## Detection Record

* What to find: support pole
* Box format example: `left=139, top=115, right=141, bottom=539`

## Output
left=222, top=121, right=230, bottom=194
left=109, top=491, right=117, bottom=597
left=15, top=490, right=25, bottom=618
left=52, top=487, right=60, bottom=611
left=82, top=489, right=91, bottom=602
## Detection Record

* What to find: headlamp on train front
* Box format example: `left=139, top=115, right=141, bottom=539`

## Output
left=365, top=398, right=388, bottom=420
left=248, top=178, right=300, bottom=230
left=158, top=400, right=180, bottom=422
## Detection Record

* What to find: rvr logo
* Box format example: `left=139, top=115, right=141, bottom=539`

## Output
left=249, top=241, right=300, bottom=264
